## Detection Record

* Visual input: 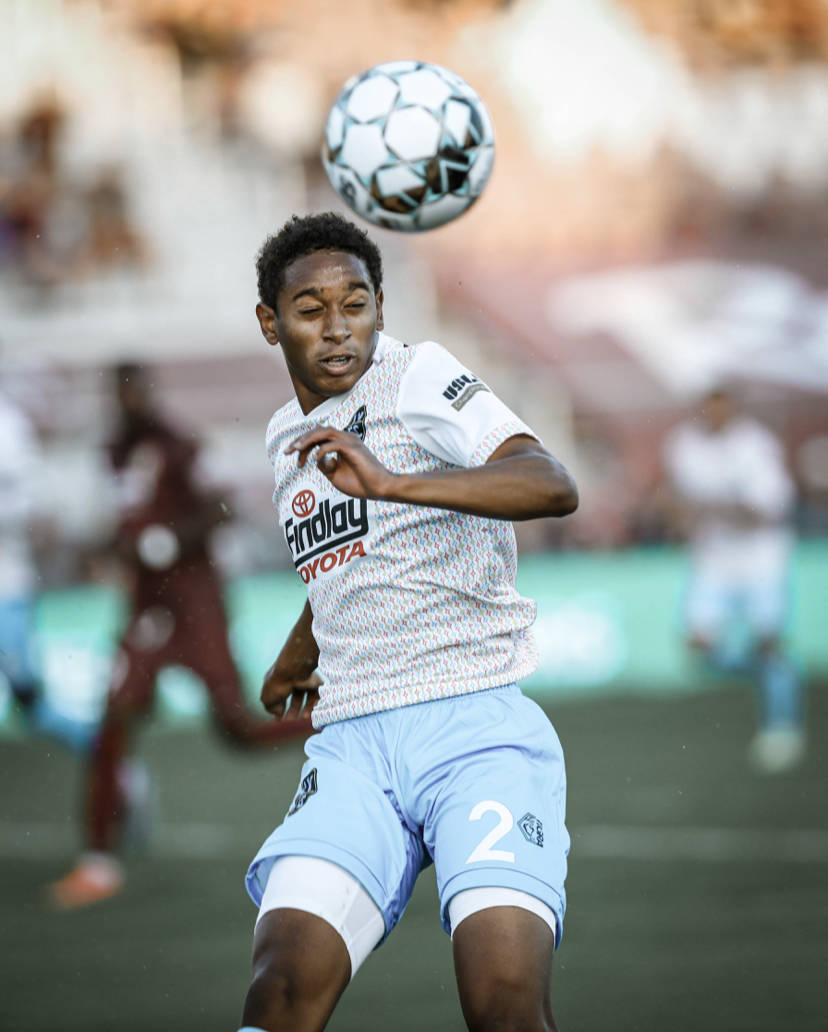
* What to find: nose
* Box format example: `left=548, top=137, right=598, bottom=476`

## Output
left=323, top=305, right=351, bottom=342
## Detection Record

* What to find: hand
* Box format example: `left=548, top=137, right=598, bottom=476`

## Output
left=261, top=663, right=321, bottom=722
left=285, top=426, right=394, bottom=499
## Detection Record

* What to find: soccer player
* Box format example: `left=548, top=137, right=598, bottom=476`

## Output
left=49, top=363, right=311, bottom=909
left=236, top=213, right=579, bottom=1032
left=0, top=385, right=93, bottom=751
left=664, top=386, right=805, bottom=773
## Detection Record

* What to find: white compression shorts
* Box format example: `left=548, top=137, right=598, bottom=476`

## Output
left=256, top=856, right=557, bottom=979
left=447, top=885, right=557, bottom=940
left=256, top=856, right=385, bottom=979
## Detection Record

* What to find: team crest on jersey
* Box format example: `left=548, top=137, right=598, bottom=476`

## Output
left=284, top=483, right=371, bottom=584
left=343, top=405, right=367, bottom=441
left=287, top=768, right=318, bottom=816
left=518, top=812, right=544, bottom=847
left=442, top=373, right=491, bottom=411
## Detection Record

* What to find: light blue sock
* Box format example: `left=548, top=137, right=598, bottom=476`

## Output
left=237, top=1027, right=268, bottom=1031
left=758, top=653, right=804, bottom=729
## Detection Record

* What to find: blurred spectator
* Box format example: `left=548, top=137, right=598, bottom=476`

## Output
left=0, top=383, right=93, bottom=749
left=0, top=95, right=71, bottom=288
left=663, top=386, right=806, bottom=773
left=0, top=94, right=150, bottom=291
left=77, top=165, right=149, bottom=274
left=48, top=362, right=309, bottom=909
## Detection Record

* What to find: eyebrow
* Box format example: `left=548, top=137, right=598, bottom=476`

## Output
left=290, top=280, right=370, bottom=303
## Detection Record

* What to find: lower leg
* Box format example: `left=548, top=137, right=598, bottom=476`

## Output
left=87, top=713, right=131, bottom=851
left=756, top=642, right=804, bottom=730
left=48, top=715, right=134, bottom=908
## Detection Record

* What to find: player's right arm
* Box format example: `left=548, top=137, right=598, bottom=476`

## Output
left=287, top=341, right=577, bottom=521
left=261, top=599, right=321, bottom=721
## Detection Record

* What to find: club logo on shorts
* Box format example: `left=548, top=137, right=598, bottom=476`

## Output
left=287, top=768, right=318, bottom=816
left=518, top=812, right=544, bottom=847
left=343, top=405, right=367, bottom=441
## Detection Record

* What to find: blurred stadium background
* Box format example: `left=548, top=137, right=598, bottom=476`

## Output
left=2, top=1, right=827, bottom=1029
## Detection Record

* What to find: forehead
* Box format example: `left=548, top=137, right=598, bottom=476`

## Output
left=281, top=249, right=372, bottom=299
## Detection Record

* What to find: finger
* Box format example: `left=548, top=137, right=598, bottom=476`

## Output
left=295, top=439, right=343, bottom=469
left=292, top=443, right=316, bottom=469
left=292, top=673, right=322, bottom=692
left=261, top=682, right=287, bottom=718
left=314, top=441, right=344, bottom=460
left=285, top=427, right=342, bottom=455
left=314, top=443, right=343, bottom=473
left=285, top=692, right=305, bottom=721
left=263, top=697, right=285, bottom=718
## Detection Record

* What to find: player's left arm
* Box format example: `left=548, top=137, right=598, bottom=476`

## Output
left=286, top=428, right=577, bottom=521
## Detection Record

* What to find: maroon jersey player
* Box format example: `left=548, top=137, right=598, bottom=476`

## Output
left=49, top=363, right=311, bottom=908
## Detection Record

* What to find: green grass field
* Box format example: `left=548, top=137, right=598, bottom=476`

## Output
left=2, top=681, right=826, bottom=1032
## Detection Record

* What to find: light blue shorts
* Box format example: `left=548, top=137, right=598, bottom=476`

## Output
left=245, top=684, right=568, bottom=947
left=0, top=596, right=37, bottom=688
left=683, top=570, right=790, bottom=639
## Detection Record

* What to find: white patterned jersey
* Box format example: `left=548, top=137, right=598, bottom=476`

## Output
left=266, top=333, right=540, bottom=727
left=664, top=416, right=795, bottom=582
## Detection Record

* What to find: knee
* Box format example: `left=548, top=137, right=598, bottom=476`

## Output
left=460, top=972, right=556, bottom=1032
left=245, top=959, right=302, bottom=1023
left=756, top=635, right=780, bottom=658
left=242, top=914, right=349, bottom=1031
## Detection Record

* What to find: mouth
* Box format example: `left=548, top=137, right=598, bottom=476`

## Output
left=319, top=353, right=356, bottom=376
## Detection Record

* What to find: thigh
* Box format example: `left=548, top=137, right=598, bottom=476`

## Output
left=743, top=577, right=788, bottom=639
left=418, top=686, right=568, bottom=946
left=246, top=726, right=425, bottom=941
left=683, top=569, right=732, bottom=641
left=163, top=567, right=235, bottom=674
left=107, top=636, right=164, bottom=714
left=247, top=906, right=351, bottom=1032
left=256, top=856, right=384, bottom=980
left=452, top=905, right=559, bottom=1032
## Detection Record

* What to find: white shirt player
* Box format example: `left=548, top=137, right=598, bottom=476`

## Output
left=664, top=415, right=795, bottom=586
left=0, top=392, right=40, bottom=598
left=266, top=333, right=540, bottom=727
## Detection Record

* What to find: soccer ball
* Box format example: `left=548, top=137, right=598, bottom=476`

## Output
left=321, top=60, right=495, bottom=232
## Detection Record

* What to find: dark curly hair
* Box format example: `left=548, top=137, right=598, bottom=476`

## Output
left=256, top=212, right=383, bottom=311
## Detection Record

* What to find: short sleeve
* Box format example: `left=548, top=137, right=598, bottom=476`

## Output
left=397, top=341, right=538, bottom=468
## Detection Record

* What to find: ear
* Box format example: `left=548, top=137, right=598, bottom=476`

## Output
left=375, top=288, right=384, bottom=332
left=256, top=303, right=279, bottom=347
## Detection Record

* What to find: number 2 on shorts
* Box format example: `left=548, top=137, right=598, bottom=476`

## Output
left=465, top=800, right=516, bottom=864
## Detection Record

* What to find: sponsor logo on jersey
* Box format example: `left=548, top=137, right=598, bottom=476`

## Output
left=285, top=487, right=369, bottom=583
left=287, top=768, right=317, bottom=815
left=442, top=373, right=491, bottom=411
left=343, top=405, right=367, bottom=441
left=518, top=812, right=544, bottom=847
left=291, top=488, right=315, bottom=518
